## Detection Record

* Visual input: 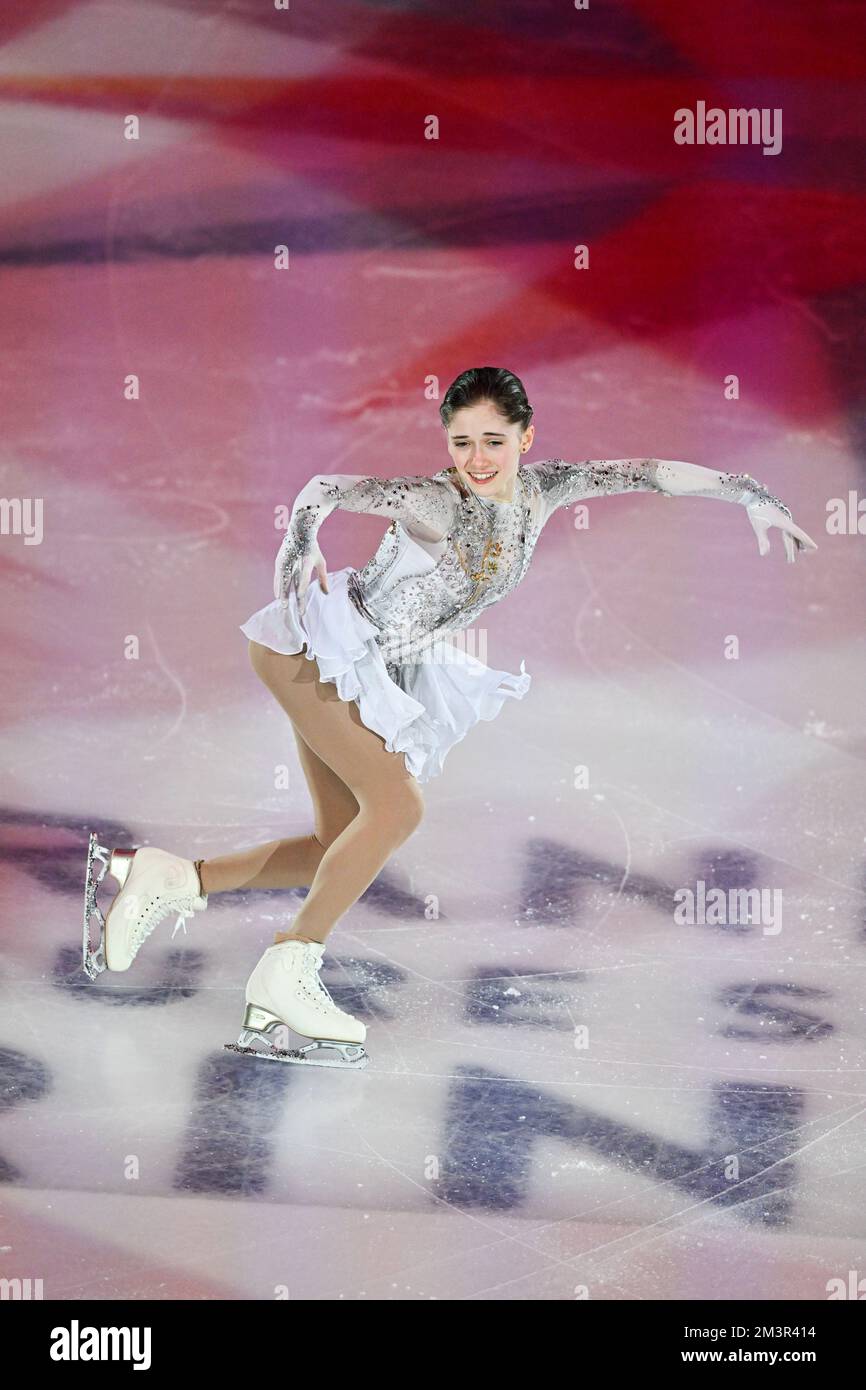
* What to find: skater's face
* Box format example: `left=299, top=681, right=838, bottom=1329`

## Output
left=445, top=401, right=534, bottom=504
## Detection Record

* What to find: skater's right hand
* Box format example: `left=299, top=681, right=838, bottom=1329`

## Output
left=274, top=531, right=300, bottom=607
left=274, top=531, right=330, bottom=615
left=296, top=544, right=330, bottom=619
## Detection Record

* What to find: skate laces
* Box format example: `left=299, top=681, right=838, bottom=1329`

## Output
left=301, top=945, right=339, bottom=1011
left=128, top=892, right=203, bottom=948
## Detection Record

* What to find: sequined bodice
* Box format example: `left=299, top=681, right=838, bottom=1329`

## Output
left=346, top=466, right=539, bottom=663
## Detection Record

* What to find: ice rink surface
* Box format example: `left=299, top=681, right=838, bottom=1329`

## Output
left=1, top=0, right=865, bottom=1299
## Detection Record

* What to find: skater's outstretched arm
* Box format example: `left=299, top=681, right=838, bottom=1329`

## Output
left=274, top=472, right=459, bottom=612
left=525, top=457, right=818, bottom=563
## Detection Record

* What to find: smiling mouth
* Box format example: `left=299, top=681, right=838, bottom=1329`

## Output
left=467, top=470, right=498, bottom=484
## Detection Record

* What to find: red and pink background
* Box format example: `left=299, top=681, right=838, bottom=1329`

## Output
left=1, top=0, right=864, bottom=1301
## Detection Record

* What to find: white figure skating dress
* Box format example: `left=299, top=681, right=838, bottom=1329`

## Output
left=240, top=458, right=795, bottom=782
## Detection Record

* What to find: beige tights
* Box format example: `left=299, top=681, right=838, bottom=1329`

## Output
left=195, top=641, right=425, bottom=946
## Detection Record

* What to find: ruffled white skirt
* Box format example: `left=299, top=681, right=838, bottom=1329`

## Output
left=239, top=567, right=531, bottom=784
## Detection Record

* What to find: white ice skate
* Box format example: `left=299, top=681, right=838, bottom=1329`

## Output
left=82, top=832, right=208, bottom=979
left=224, top=939, right=368, bottom=1069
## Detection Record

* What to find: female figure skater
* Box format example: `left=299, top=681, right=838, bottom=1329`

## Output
left=83, top=367, right=817, bottom=1069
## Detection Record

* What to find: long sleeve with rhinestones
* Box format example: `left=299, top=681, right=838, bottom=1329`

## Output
left=525, top=457, right=793, bottom=524
left=288, top=472, right=459, bottom=554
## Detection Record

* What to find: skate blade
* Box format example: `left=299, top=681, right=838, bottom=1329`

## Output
left=223, top=1033, right=368, bottom=1069
left=83, top=835, right=143, bottom=977
left=82, top=831, right=110, bottom=980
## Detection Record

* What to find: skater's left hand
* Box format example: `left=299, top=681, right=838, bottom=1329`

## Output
left=745, top=501, right=819, bottom=563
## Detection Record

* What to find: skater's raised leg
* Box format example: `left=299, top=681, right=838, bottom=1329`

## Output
left=197, top=836, right=323, bottom=895
left=82, top=651, right=373, bottom=979
left=198, top=731, right=359, bottom=893
left=83, top=829, right=333, bottom=979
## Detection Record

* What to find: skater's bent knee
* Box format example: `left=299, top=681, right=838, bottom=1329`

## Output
left=358, top=779, right=423, bottom=838
left=390, top=779, right=425, bottom=834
